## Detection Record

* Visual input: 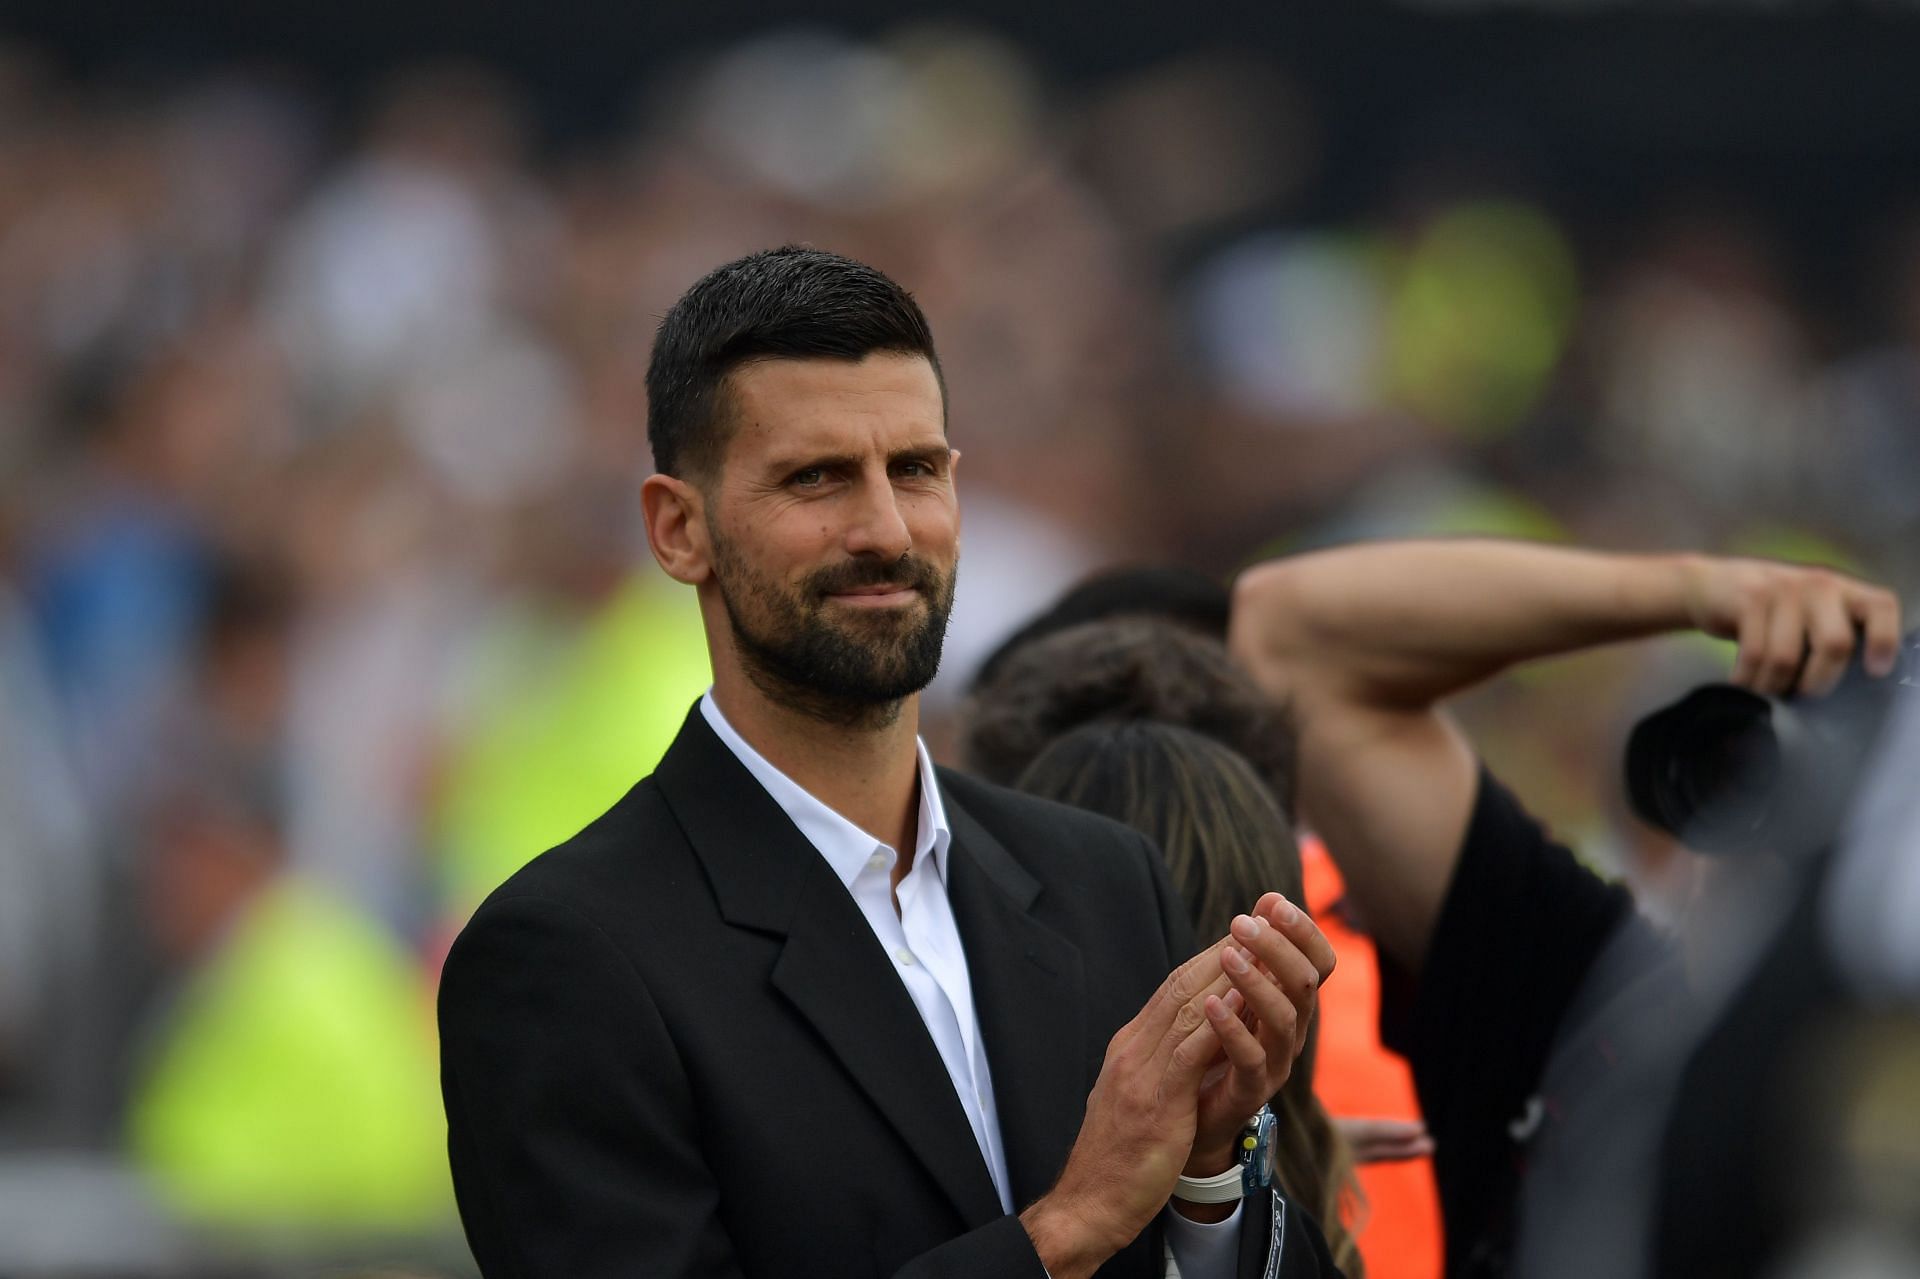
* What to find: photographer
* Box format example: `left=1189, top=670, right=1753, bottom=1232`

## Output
left=1226, top=540, right=1904, bottom=1278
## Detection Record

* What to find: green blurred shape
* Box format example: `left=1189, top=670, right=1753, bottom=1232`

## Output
left=1236, top=488, right=1566, bottom=581
left=1386, top=201, right=1580, bottom=439
left=1411, top=490, right=1568, bottom=544
left=1726, top=525, right=1865, bottom=577
left=130, top=878, right=452, bottom=1232
left=435, top=572, right=712, bottom=919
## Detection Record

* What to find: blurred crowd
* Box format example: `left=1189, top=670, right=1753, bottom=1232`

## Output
left=0, top=22, right=1916, bottom=1274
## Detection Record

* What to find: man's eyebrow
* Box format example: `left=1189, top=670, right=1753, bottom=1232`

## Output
left=762, top=443, right=951, bottom=475
left=764, top=451, right=860, bottom=476
left=889, top=443, right=954, bottom=465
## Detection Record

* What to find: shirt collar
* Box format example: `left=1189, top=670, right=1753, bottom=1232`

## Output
left=699, top=690, right=952, bottom=891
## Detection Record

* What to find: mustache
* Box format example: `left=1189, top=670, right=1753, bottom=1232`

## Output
left=805, top=555, right=943, bottom=597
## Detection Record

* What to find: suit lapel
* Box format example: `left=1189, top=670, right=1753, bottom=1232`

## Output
left=652, top=708, right=1004, bottom=1228
left=942, top=782, right=1089, bottom=1211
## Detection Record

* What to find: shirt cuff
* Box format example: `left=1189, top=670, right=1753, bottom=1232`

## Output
left=1161, top=1199, right=1243, bottom=1278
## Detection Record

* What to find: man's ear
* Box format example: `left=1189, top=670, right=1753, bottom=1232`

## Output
left=640, top=472, right=712, bottom=585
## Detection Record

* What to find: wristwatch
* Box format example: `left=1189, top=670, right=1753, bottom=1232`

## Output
left=1172, top=1105, right=1278, bottom=1203
left=1238, top=1103, right=1277, bottom=1195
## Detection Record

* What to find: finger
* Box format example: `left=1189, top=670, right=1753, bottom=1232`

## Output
left=1333, top=1115, right=1435, bottom=1163
left=1107, top=947, right=1224, bottom=1063
left=1205, top=993, right=1267, bottom=1078
left=1730, top=588, right=1770, bottom=687
left=1231, top=915, right=1318, bottom=1007
left=1337, top=1116, right=1429, bottom=1145
left=1755, top=591, right=1807, bottom=697
left=1358, top=1133, right=1437, bottom=1164
left=1849, top=586, right=1904, bottom=678
left=1130, top=944, right=1229, bottom=1046
left=1167, top=1010, right=1226, bottom=1086
left=1222, top=941, right=1303, bottom=1064
left=1218, top=986, right=1255, bottom=1034
left=1205, top=993, right=1275, bottom=1116
left=1799, top=582, right=1859, bottom=697
left=1249, top=900, right=1337, bottom=987
left=1152, top=966, right=1236, bottom=1068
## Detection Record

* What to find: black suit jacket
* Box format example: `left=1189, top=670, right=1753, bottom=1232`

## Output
left=440, top=707, right=1336, bottom=1278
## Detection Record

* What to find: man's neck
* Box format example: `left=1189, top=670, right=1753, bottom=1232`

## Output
left=709, top=675, right=924, bottom=857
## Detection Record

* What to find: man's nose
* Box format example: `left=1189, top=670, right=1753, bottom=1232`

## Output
left=843, top=476, right=912, bottom=561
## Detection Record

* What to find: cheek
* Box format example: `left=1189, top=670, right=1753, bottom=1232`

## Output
left=733, top=508, right=839, bottom=570
left=904, top=495, right=960, bottom=551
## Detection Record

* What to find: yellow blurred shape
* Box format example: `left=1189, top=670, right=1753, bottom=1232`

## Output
left=434, top=571, right=712, bottom=920
left=130, top=878, right=452, bottom=1233
left=1387, top=201, right=1579, bottom=438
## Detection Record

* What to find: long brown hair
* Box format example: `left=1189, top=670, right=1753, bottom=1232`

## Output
left=1016, top=720, right=1363, bottom=1277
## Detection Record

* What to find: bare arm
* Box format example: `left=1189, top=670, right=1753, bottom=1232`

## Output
left=1227, top=539, right=1903, bottom=975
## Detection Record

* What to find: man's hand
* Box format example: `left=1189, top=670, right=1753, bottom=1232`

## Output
left=1675, top=555, right=1903, bottom=697
left=1228, top=540, right=1908, bottom=975
left=1018, top=896, right=1335, bottom=1277
left=1184, top=893, right=1337, bottom=1182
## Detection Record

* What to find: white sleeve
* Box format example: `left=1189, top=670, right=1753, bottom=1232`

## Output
left=1159, top=1200, right=1244, bottom=1278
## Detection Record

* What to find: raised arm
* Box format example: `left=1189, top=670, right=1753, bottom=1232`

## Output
left=1227, top=540, right=1903, bottom=974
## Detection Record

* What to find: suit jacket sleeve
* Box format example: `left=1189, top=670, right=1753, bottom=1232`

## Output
left=440, top=893, right=1062, bottom=1279
left=441, top=892, right=745, bottom=1278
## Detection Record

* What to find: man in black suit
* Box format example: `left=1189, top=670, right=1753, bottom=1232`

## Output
left=438, top=247, right=1342, bottom=1279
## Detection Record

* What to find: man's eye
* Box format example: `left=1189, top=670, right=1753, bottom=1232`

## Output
left=789, top=468, right=825, bottom=487
left=896, top=460, right=936, bottom=479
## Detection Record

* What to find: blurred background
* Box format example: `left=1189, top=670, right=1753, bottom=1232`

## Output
left=1, top=1, right=1918, bottom=1274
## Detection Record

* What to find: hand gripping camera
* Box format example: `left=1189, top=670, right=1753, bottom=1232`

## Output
left=1625, top=629, right=1919, bottom=859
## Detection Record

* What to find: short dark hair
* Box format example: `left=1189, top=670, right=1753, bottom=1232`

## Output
left=970, top=564, right=1232, bottom=691
left=645, top=246, right=944, bottom=479
left=961, top=616, right=1297, bottom=818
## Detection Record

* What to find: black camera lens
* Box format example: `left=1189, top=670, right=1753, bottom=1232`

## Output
left=1627, top=686, right=1780, bottom=855
left=1624, top=626, right=1917, bottom=858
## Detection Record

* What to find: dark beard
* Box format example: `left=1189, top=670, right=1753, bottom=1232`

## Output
left=711, top=535, right=955, bottom=728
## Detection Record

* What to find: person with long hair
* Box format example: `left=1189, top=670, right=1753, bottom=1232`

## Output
left=1017, top=719, right=1364, bottom=1278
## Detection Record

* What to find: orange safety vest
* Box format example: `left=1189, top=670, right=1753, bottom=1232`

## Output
left=1305, top=835, right=1444, bottom=1279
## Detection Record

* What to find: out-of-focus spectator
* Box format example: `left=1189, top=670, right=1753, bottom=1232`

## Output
left=1802, top=213, right=1920, bottom=592
left=127, top=770, right=454, bottom=1234
left=0, top=15, right=1913, bottom=1273
left=1589, top=209, right=1813, bottom=529
left=0, top=527, right=98, bottom=1146
left=125, top=563, right=452, bottom=1234
left=430, top=565, right=710, bottom=926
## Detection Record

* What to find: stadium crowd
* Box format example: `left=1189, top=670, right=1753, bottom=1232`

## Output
left=0, top=24, right=1915, bottom=1275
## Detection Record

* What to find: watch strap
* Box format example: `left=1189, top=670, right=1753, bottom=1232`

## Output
left=1171, top=1163, right=1246, bottom=1204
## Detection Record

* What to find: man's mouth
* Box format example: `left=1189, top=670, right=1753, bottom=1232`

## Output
left=826, top=584, right=921, bottom=608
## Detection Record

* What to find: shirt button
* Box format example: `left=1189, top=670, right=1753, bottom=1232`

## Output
left=868, top=851, right=889, bottom=871
left=894, top=947, right=916, bottom=967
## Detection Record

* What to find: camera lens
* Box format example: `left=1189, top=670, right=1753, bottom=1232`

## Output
left=1670, top=700, right=1778, bottom=826
left=1627, top=686, right=1778, bottom=855
left=1626, top=627, right=1916, bottom=858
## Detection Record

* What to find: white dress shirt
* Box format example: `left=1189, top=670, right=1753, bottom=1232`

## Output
left=701, top=692, right=1013, bottom=1211
left=700, top=692, right=1239, bottom=1277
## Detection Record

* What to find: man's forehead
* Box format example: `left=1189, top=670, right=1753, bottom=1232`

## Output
left=726, top=351, right=942, bottom=407
left=718, top=353, right=947, bottom=464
